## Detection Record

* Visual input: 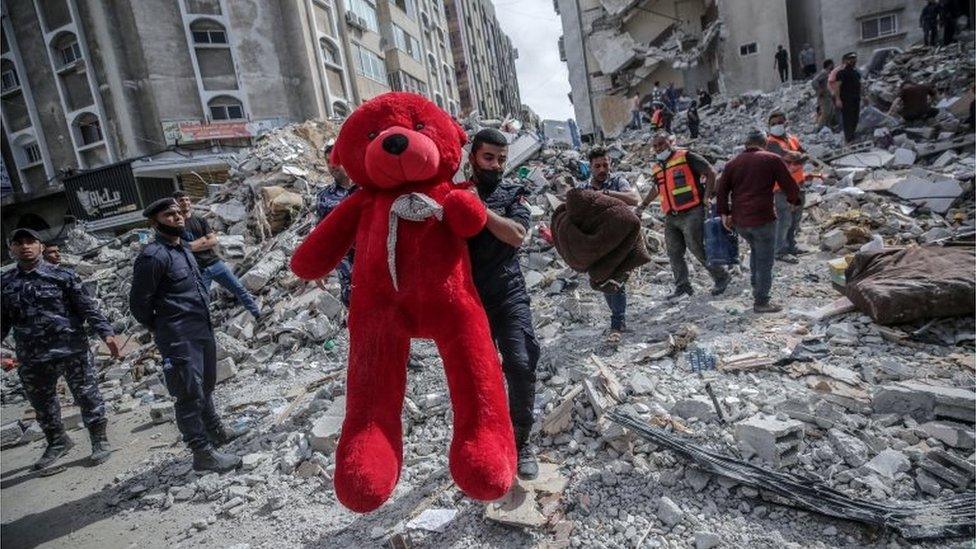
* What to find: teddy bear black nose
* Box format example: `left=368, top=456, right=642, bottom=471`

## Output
left=382, top=133, right=409, bottom=155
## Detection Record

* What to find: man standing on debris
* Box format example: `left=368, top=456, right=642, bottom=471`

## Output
left=174, top=191, right=261, bottom=321
left=765, top=111, right=808, bottom=263
left=939, top=0, right=957, bottom=45
left=42, top=242, right=62, bottom=266
left=774, top=45, right=790, bottom=83
left=833, top=52, right=864, bottom=143
left=464, top=128, right=541, bottom=479
left=799, top=44, right=816, bottom=79
left=716, top=130, right=800, bottom=313
left=637, top=133, right=729, bottom=300
left=1, top=228, right=120, bottom=469
left=812, top=59, right=837, bottom=130
left=686, top=101, right=701, bottom=138
left=315, top=140, right=357, bottom=305
left=921, top=0, right=940, bottom=46
left=129, top=198, right=243, bottom=473
left=580, top=148, right=641, bottom=335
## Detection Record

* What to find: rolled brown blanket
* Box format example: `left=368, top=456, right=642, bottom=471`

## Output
left=551, top=188, right=651, bottom=292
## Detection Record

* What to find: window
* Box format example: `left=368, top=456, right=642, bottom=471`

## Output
left=392, top=0, right=417, bottom=19
left=320, top=38, right=341, bottom=65
left=186, top=0, right=222, bottom=15
left=739, top=42, right=757, bottom=56
left=208, top=96, right=244, bottom=120
left=190, top=20, right=228, bottom=44
left=58, top=39, right=82, bottom=67
left=354, top=44, right=387, bottom=84
left=348, top=0, right=379, bottom=32
left=333, top=101, right=349, bottom=118
left=75, top=113, right=103, bottom=145
left=392, top=24, right=421, bottom=61
left=861, top=13, right=899, bottom=41
left=23, top=142, right=42, bottom=164
left=1, top=64, right=18, bottom=92
left=389, top=70, right=427, bottom=95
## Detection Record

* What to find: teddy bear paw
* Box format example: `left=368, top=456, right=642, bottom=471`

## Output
left=334, top=424, right=402, bottom=513
left=449, top=428, right=516, bottom=501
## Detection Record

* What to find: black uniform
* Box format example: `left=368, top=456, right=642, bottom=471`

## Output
left=836, top=65, right=862, bottom=142
left=467, top=181, right=540, bottom=440
left=129, top=235, right=220, bottom=450
left=1, top=262, right=112, bottom=436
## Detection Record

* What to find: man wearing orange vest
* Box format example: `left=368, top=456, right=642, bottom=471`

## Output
left=636, top=132, right=730, bottom=299
left=765, top=111, right=807, bottom=263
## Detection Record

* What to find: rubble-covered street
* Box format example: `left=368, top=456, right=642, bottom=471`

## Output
left=2, top=42, right=975, bottom=549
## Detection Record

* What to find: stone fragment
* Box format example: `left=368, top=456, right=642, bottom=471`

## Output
left=1, top=422, right=23, bottom=447
left=828, top=428, right=869, bottom=467
left=872, top=381, right=975, bottom=422
left=920, top=420, right=975, bottom=450
left=694, top=531, right=722, bottom=549
left=241, top=453, right=270, bottom=471
left=216, top=357, right=237, bottom=384
left=919, top=449, right=975, bottom=489
left=150, top=402, right=175, bottom=424
left=406, top=508, right=458, bottom=533
left=628, top=372, right=655, bottom=396
left=864, top=448, right=910, bottom=479
left=671, top=397, right=716, bottom=421
left=656, top=496, right=684, bottom=526
left=821, top=228, right=848, bottom=251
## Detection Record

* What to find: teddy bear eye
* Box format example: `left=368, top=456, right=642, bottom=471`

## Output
left=414, top=123, right=425, bottom=131
left=368, top=131, right=378, bottom=140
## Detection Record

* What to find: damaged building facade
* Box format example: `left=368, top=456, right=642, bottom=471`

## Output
left=444, top=0, right=522, bottom=120
left=0, top=0, right=463, bottom=240
left=556, top=0, right=952, bottom=140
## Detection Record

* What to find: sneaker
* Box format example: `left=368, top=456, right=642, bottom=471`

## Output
left=34, top=431, right=75, bottom=470
left=775, top=255, right=799, bottom=264
left=666, top=287, right=693, bottom=301
left=785, top=247, right=806, bottom=256
left=753, top=302, right=784, bottom=314
left=517, top=444, right=539, bottom=480
left=710, top=278, right=730, bottom=296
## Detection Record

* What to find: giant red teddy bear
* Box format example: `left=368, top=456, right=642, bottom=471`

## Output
left=290, top=92, right=516, bottom=512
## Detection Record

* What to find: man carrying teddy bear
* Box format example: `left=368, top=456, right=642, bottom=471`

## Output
left=465, top=128, right=540, bottom=480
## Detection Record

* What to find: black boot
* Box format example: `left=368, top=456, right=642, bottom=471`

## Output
left=514, top=427, right=539, bottom=480
left=192, top=446, right=241, bottom=473
left=34, top=430, right=75, bottom=470
left=667, top=286, right=694, bottom=301
left=206, top=422, right=248, bottom=448
left=88, top=420, right=112, bottom=465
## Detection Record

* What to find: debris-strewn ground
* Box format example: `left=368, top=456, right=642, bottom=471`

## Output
left=2, top=42, right=975, bottom=548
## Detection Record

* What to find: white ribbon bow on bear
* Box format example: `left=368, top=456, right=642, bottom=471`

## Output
left=387, top=193, right=443, bottom=291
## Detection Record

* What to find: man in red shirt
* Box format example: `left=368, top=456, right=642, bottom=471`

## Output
left=716, top=130, right=801, bottom=313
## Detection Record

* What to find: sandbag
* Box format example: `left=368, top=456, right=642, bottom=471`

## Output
left=844, top=245, right=975, bottom=325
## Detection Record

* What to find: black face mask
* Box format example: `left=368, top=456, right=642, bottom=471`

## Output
left=155, top=223, right=184, bottom=238
left=473, top=167, right=503, bottom=198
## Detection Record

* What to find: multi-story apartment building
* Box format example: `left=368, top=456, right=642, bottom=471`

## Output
left=556, top=0, right=946, bottom=141
left=444, top=0, right=523, bottom=120
left=0, top=0, right=462, bottom=240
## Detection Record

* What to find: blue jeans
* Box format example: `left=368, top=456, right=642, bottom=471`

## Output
left=774, top=191, right=804, bottom=256
left=736, top=222, right=776, bottom=305
left=200, top=260, right=260, bottom=317
left=604, top=288, right=627, bottom=330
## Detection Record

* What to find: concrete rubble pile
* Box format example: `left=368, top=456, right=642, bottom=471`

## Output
left=2, top=45, right=975, bottom=548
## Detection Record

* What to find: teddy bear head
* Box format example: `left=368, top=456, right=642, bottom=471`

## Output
left=330, top=92, right=467, bottom=190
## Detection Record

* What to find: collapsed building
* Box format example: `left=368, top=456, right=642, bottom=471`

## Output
left=1, top=40, right=976, bottom=548
left=554, top=0, right=964, bottom=140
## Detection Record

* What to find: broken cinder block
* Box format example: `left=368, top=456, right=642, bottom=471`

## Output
left=734, top=414, right=804, bottom=467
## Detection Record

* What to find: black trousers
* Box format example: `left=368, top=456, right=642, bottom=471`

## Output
left=943, top=20, right=956, bottom=44
left=778, top=66, right=788, bottom=82
left=841, top=101, right=860, bottom=142
left=160, top=337, right=221, bottom=450
left=485, top=297, right=539, bottom=442
left=923, top=23, right=938, bottom=45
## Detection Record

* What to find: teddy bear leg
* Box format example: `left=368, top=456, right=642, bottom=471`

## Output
left=333, top=324, right=410, bottom=513
left=435, top=327, right=516, bottom=501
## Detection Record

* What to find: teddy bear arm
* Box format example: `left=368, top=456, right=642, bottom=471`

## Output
left=441, top=189, right=488, bottom=238
left=290, top=193, right=365, bottom=280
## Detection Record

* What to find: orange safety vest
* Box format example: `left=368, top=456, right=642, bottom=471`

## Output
left=651, top=108, right=663, bottom=128
left=767, top=133, right=805, bottom=189
left=651, top=150, right=703, bottom=215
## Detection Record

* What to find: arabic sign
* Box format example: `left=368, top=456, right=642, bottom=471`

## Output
left=62, top=161, right=140, bottom=222
left=161, top=118, right=283, bottom=145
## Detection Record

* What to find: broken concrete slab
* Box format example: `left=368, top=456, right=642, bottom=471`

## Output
left=864, top=448, right=910, bottom=479
left=406, top=508, right=457, bottom=533
left=485, top=484, right=546, bottom=528
left=920, top=420, right=976, bottom=450
left=890, top=148, right=917, bottom=168
left=587, top=29, right=637, bottom=74
left=595, top=94, right=633, bottom=138
left=833, top=150, right=894, bottom=169
left=872, top=381, right=975, bottom=422
left=888, top=176, right=964, bottom=214
left=828, top=428, right=869, bottom=467
left=919, top=449, right=976, bottom=489
left=216, top=357, right=237, bottom=384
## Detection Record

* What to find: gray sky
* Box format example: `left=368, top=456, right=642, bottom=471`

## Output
left=492, top=0, right=574, bottom=122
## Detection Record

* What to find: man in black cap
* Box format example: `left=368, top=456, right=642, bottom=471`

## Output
left=129, top=198, right=242, bottom=472
left=173, top=190, right=261, bottom=320
left=2, top=227, right=119, bottom=469
left=833, top=52, right=864, bottom=143
left=465, top=128, right=540, bottom=479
